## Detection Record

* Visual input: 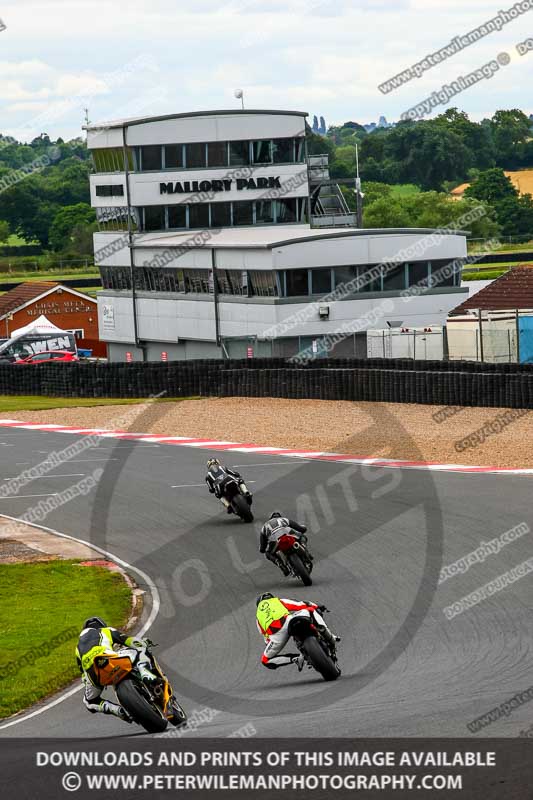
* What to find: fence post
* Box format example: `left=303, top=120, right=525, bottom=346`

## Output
left=478, top=309, right=484, bottom=362
left=516, top=309, right=520, bottom=364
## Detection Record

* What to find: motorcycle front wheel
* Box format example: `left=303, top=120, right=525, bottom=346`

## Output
left=116, top=678, right=168, bottom=733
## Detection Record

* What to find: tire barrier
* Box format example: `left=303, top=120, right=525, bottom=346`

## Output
left=1, top=359, right=533, bottom=409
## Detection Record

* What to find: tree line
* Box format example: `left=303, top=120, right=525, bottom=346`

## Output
left=307, top=108, right=533, bottom=239
left=0, top=108, right=532, bottom=253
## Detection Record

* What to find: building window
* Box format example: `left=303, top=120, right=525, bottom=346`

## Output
left=256, top=200, right=274, bottom=224
left=108, top=136, right=304, bottom=173
left=144, top=206, right=165, bottom=231
left=285, top=269, right=308, bottom=296
left=252, top=140, right=272, bottom=164
left=429, top=259, right=458, bottom=287
left=184, top=269, right=212, bottom=293
left=134, top=267, right=184, bottom=292
left=95, top=184, right=124, bottom=197
left=140, top=195, right=305, bottom=232
left=382, top=263, right=406, bottom=291
left=357, top=265, right=381, bottom=292
left=92, top=147, right=133, bottom=172
left=211, top=202, right=232, bottom=228
left=131, top=267, right=185, bottom=292
left=248, top=270, right=278, bottom=297
left=274, top=198, right=297, bottom=223
left=140, top=145, right=162, bottom=171
left=217, top=270, right=248, bottom=295
left=185, top=142, right=206, bottom=169
left=188, top=203, right=209, bottom=229
left=207, top=141, right=228, bottom=167
left=229, top=140, right=250, bottom=166
left=311, top=268, right=332, bottom=294
left=334, top=266, right=356, bottom=291
left=233, top=201, right=253, bottom=226
left=168, top=205, right=187, bottom=229
left=96, top=207, right=138, bottom=232
left=100, top=266, right=132, bottom=290
left=272, top=138, right=294, bottom=163
left=164, top=144, right=183, bottom=169
left=408, top=261, right=429, bottom=288
left=297, top=197, right=308, bottom=222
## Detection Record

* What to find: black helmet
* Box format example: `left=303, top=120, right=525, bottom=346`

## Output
left=207, top=458, right=220, bottom=469
left=270, top=511, right=282, bottom=519
left=82, top=616, right=106, bottom=631
left=256, top=592, right=274, bottom=607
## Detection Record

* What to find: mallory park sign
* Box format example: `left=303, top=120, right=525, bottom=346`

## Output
left=160, top=176, right=281, bottom=195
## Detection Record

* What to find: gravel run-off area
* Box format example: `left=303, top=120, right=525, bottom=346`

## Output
left=1, top=397, right=531, bottom=469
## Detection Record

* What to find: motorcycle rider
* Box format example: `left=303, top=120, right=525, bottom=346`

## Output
left=259, top=511, right=309, bottom=576
left=205, top=458, right=251, bottom=513
left=75, top=617, right=157, bottom=723
left=256, top=593, right=340, bottom=670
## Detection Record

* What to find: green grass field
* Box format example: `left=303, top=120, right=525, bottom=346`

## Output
left=4, top=234, right=38, bottom=246
left=389, top=183, right=420, bottom=197
left=3, top=270, right=99, bottom=281
left=0, top=396, right=191, bottom=412
left=462, top=269, right=508, bottom=281
left=0, top=561, right=132, bottom=718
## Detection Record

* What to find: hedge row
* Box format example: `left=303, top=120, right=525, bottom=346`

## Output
left=1, top=360, right=533, bottom=409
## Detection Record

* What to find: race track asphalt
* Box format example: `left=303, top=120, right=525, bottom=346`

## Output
left=0, top=425, right=531, bottom=739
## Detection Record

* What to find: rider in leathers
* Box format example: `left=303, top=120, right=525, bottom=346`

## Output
left=205, top=458, right=250, bottom=513
left=259, top=511, right=308, bottom=575
left=256, top=593, right=340, bottom=670
left=75, top=617, right=156, bottom=723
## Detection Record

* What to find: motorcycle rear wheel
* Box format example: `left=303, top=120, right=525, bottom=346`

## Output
left=116, top=678, right=168, bottom=733
left=301, top=636, right=340, bottom=681
left=232, top=493, right=254, bottom=522
left=288, top=552, right=312, bottom=586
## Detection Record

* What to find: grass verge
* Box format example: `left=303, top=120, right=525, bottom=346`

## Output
left=3, top=271, right=99, bottom=282
left=0, top=560, right=132, bottom=718
left=0, top=396, right=195, bottom=412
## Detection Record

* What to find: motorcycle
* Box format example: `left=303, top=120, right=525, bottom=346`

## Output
left=222, top=476, right=254, bottom=523
left=269, top=528, right=314, bottom=586
left=288, top=610, right=341, bottom=682
left=91, top=644, right=187, bottom=734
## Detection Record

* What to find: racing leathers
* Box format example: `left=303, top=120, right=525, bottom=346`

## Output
left=75, top=625, right=155, bottom=722
left=259, top=517, right=308, bottom=575
left=256, top=596, right=338, bottom=669
left=205, top=463, right=249, bottom=512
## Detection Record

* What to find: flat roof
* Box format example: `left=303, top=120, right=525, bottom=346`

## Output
left=85, top=109, right=308, bottom=132
left=133, top=225, right=468, bottom=251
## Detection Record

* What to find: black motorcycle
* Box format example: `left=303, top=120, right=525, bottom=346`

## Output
left=223, top=476, right=253, bottom=523
left=269, top=528, right=314, bottom=585
left=288, top=610, right=341, bottom=682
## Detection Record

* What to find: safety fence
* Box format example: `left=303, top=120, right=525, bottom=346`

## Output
left=1, top=358, right=533, bottom=408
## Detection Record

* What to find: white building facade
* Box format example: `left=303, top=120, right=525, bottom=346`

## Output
left=86, top=110, right=469, bottom=361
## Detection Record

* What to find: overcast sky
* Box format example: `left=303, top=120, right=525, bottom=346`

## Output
left=1, top=0, right=532, bottom=141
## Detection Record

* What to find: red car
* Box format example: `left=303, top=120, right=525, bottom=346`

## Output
left=15, top=351, right=79, bottom=364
